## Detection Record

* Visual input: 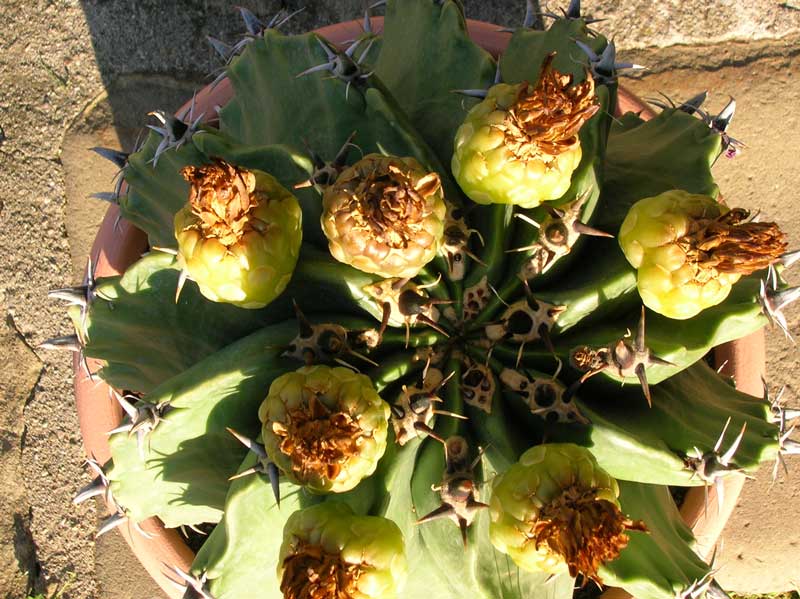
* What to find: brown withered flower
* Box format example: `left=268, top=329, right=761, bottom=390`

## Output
left=678, top=207, right=787, bottom=275
left=273, top=394, right=363, bottom=484
left=503, top=53, right=600, bottom=161
left=281, top=542, right=363, bottom=599
left=530, top=484, right=647, bottom=581
left=181, top=161, right=260, bottom=247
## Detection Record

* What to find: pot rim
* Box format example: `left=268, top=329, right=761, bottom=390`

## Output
left=73, top=16, right=764, bottom=599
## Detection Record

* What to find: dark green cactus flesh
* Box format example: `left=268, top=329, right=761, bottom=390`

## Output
left=55, top=1, right=798, bottom=599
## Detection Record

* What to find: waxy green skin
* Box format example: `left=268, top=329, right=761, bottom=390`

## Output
left=601, top=481, right=711, bottom=599
left=106, top=321, right=299, bottom=527
left=501, top=272, right=769, bottom=386
left=560, top=361, right=775, bottom=486
left=374, top=0, right=495, bottom=167
left=69, top=252, right=280, bottom=394
left=69, top=1, right=788, bottom=599
left=122, top=131, right=207, bottom=249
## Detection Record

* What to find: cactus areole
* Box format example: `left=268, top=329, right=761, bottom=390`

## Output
left=58, top=4, right=799, bottom=599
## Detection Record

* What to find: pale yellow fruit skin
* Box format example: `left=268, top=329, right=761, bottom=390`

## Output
left=278, top=502, right=407, bottom=599
left=618, top=190, right=739, bottom=320
left=174, top=171, right=302, bottom=309
left=258, top=365, right=390, bottom=494
left=489, top=444, right=619, bottom=575
left=452, top=83, right=583, bottom=209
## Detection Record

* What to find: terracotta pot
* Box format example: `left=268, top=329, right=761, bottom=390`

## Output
left=73, top=17, right=764, bottom=598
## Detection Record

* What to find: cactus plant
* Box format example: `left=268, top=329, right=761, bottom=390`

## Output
left=47, top=2, right=800, bottom=599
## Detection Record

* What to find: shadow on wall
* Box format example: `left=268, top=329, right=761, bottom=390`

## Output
left=77, top=0, right=526, bottom=151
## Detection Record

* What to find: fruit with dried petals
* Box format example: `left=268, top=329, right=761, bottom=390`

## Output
left=452, top=54, right=599, bottom=208
left=259, top=365, right=390, bottom=493
left=321, top=154, right=446, bottom=279
left=279, top=502, right=407, bottom=599
left=489, top=443, right=645, bottom=581
left=618, top=189, right=786, bottom=319
left=174, top=160, right=302, bottom=308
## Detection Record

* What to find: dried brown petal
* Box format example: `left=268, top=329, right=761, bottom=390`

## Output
left=500, top=54, right=599, bottom=162
left=281, top=542, right=362, bottom=599
left=679, top=208, right=787, bottom=276
left=274, top=395, right=364, bottom=484
left=181, top=160, right=262, bottom=247
left=528, top=485, right=646, bottom=582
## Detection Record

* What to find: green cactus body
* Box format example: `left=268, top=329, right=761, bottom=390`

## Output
left=493, top=270, right=771, bottom=389
left=192, top=451, right=316, bottom=599
left=68, top=252, right=288, bottom=393
left=106, top=321, right=298, bottom=527
left=121, top=129, right=209, bottom=248
left=375, top=0, right=495, bottom=166
left=55, top=2, right=794, bottom=599
left=600, top=480, right=712, bottom=599
left=536, top=244, right=638, bottom=334
left=595, top=108, right=722, bottom=235
left=287, top=246, right=386, bottom=321
left=465, top=82, right=611, bottom=327
left=540, top=352, right=772, bottom=487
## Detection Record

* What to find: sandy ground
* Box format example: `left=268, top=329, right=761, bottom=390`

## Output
left=1, top=1, right=799, bottom=597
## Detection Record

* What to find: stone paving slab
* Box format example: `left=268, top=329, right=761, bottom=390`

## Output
left=2, top=1, right=800, bottom=597
left=0, top=315, right=43, bottom=598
